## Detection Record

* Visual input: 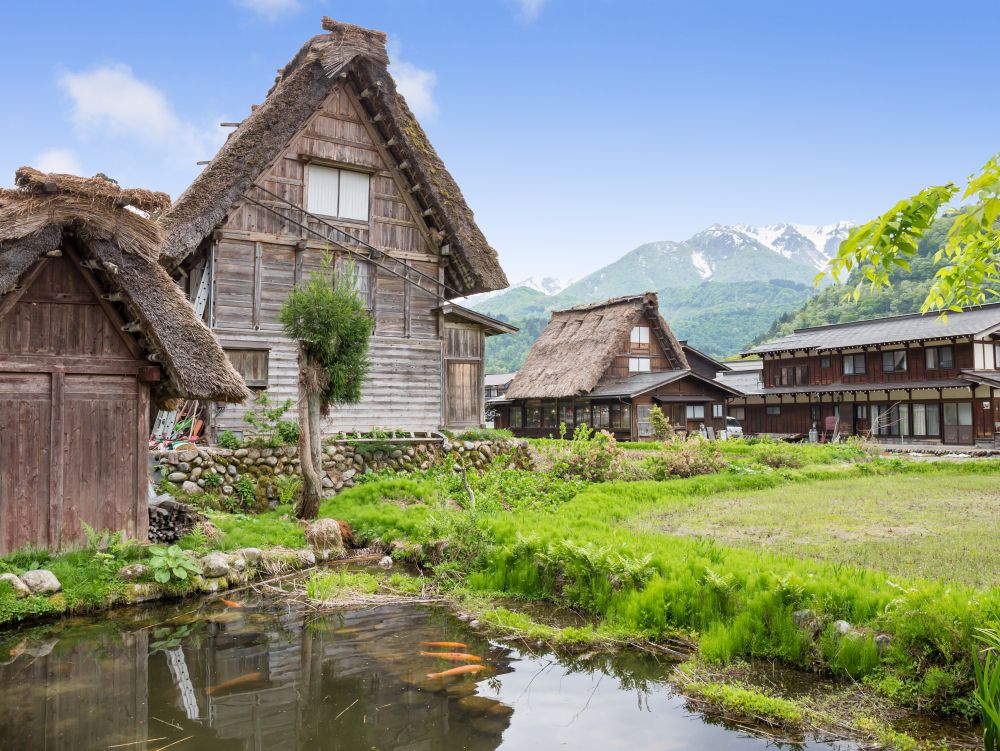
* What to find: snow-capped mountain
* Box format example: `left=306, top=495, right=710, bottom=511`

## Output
left=731, top=222, right=854, bottom=271
left=466, top=276, right=575, bottom=304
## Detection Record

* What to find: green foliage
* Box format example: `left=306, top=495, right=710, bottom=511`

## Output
left=243, top=391, right=295, bottom=446
left=206, top=508, right=306, bottom=551
left=682, top=681, right=805, bottom=725
left=230, top=476, right=257, bottom=512
left=639, top=437, right=727, bottom=479
left=820, top=152, right=1000, bottom=318
left=648, top=405, right=674, bottom=441
left=974, top=627, right=1000, bottom=751
left=218, top=430, right=241, bottom=450
left=147, top=545, right=200, bottom=584
left=279, top=255, right=372, bottom=408
left=275, top=474, right=303, bottom=506
left=452, top=427, right=514, bottom=441
left=544, top=424, right=625, bottom=482
left=202, top=471, right=223, bottom=490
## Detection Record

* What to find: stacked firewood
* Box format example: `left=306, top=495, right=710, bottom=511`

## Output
left=148, top=496, right=204, bottom=543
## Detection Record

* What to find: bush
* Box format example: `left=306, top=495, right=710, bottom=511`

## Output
left=640, top=437, right=728, bottom=479
left=545, top=424, right=624, bottom=482
left=276, top=420, right=300, bottom=445
left=453, top=427, right=514, bottom=442
left=751, top=441, right=804, bottom=469
left=228, top=476, right=256, bottom=512
left=243, top=391, right=295, bottom=447
left=648, top=405, right=675, bottom=441
left=218, top=430, right=241, bottom=450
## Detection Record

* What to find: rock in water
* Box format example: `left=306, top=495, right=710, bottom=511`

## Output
left=378, top=555, right=394, bottom=569
left=20, top=570, right=61, bottom=595
left=305, top=518, right=345, bottom=560
left=199, top=552, right=232, bottom=579
left=0, top=573, right=31, bottom=598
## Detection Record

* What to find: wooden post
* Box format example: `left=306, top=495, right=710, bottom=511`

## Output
left=49, top=371, right=65, bottom=550
left=252, top=241, right=263, bottom=330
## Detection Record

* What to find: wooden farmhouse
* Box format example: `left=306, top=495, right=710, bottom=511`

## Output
left=727, top=305, right=1000, bottom=445
left=158, top=18, right=514, bottom=438
left=0, top=169, right=249, bottom=554
left=491, top=293, right=741, bottom=440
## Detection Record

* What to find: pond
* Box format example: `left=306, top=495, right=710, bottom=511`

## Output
left=0, top=594, right=851, bottom=751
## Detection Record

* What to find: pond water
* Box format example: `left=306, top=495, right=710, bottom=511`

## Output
left=0, top=595, right=852, bottom=751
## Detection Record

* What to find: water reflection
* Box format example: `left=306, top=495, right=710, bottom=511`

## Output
left=0, top=598, right=850, bottom=750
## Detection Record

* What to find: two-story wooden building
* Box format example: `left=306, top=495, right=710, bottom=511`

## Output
left=730, top=304, right=1000, bottom=445
left=491, top=293, right=740, bottom=440
left=158, top=18, right=514, bottom=437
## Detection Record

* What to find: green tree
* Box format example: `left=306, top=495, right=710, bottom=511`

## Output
left=827, top=153, right=1000, bottom=312
left=280, top=256, right=371, bottom=519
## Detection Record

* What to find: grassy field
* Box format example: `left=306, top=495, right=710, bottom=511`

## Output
left=635, top=472, right=1000, bottom=589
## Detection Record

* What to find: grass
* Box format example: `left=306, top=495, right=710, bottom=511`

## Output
left=634, top=472, right=1000, bottom=589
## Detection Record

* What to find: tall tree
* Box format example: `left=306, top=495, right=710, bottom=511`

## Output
left=280, top=256, right=371, bottom=519
left=826, top=153, right=1000, bottom=312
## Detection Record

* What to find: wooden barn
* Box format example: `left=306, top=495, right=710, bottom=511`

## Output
left=0, top=168, right=248, bottom=554
left=492, top=293, right=741, bottom=440
left=158, top=17, right=514, bottom=438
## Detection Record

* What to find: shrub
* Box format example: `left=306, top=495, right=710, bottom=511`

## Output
left=545, top=424, right=624, bottom=482
left=203, top=471, right=223, bottom=490
left=228, top=476, right=256, bottom=512
left=276, top=420, right=300, bottom=445
left=648, top=405, right=675, bottom=441
left=641, top=437, right=728, bottom=479
left=243, top=391, right=295, bottom=447
left=218, top=430, right=241, bottom=450
left=751, top=441, right=804, bottom=469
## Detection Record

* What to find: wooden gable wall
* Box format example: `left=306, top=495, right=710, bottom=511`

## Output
left=205, top=82, right=449, bottom=432
left=598, top=310, right=674, bottom=384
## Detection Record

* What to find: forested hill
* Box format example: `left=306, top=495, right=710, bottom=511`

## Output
left=750, top=216, right=985, bottom=347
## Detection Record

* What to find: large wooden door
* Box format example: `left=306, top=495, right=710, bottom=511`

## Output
left=943, top=402, right=973, bottom=445
left=446, top=361, right=481, bottom=426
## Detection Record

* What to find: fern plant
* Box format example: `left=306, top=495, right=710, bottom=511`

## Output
left=974, top=627, right=1000, bottom=751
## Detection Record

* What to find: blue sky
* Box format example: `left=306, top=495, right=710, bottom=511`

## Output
left=2, top=1, right=999, bottom=282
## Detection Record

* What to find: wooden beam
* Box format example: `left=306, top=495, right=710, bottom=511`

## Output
left=0, top=258, right=48, bottom=322
left=49, top=372, right=65, bottom=550
left=252, top=241, right=263, bottom=330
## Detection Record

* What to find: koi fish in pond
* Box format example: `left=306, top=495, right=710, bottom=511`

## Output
left=426, top=665, right=488, bottom=680
left=420, top=641, right=467, bottom=648
left=419, top=651, right=483, bottom=662
left=219, top=599, right=243, bottom=608
left=205, top=671, right=264, bottom=695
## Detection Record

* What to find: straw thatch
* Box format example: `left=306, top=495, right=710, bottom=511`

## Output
left=159, top=17, right=508, bottom=297
left=505, top=293, right=689, bottom=399
left=0, top=169, right=250, bottom=405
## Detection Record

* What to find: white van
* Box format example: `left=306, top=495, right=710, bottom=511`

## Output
left=724, top=416, right=744, bottom=439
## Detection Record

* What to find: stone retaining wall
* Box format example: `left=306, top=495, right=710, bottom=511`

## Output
left=152, top=438, right=531, bottom=502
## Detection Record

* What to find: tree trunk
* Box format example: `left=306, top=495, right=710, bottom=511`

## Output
left=296, top=347, right=324, bottom=519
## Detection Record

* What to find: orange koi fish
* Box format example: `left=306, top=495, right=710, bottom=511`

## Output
left=206, top=671, right=263, bottom=695
left=419, top=651, right=483, bottom=662
left=220, top=599, right=243, bottom=609
left=426, top=664, right=488, bottom=680
left=420, top=641, right=467, bottom=648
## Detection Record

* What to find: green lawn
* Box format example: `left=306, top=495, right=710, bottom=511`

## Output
left=636, top=473, right=1000, bottom=590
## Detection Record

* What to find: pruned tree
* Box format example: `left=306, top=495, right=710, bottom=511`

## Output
left=826, top=153, right=1000, bottom=312
left=280, top=256, right=371, bottom=519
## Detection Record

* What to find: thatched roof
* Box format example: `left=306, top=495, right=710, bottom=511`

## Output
left=0, top=168, right=250, bottom=405
left=505, top=293, right=689, bottom=399
left=159, top=17, right=508, bottom=297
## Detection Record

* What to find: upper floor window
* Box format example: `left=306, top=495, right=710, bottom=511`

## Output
left=307, top=164, right=370, bottom=221
left=820, top=356, right=831, bottom=368
left=882, top=349, right=908, bottom=373
left=778, top=365, right=808, bottom=386
left=629, top=357, right=651, bottom=373
left=630, top=325, right=650, bottom=351
left=925, top=345, right=954, bottom=370
left=843, top=353, right=866, bottom=375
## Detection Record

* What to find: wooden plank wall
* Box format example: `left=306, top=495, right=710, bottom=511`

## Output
left=210, top=81, right=455, bottom=434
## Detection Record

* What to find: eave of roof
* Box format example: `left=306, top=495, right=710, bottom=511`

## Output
left=436, top=302, right=518, bottom=335
left=746, top=378, right=975, bottom=396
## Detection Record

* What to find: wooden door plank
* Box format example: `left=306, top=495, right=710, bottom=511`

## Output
left=49, top=372, right=64, bottom=549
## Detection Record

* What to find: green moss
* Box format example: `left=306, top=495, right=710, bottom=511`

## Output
left=683, top=681, right=805, bottom=725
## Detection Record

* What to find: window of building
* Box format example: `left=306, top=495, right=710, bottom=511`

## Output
left=637, top=405, right=653, bottom=437
left=925, top=345, right=954, bottom=370
left=820, top=356, right=831, bottom=368
left=509, top=407, right=523, bottom=429
left=307, top=164, right=370, bottom=221
left=541, top=402, right=558, bottom=429
left=611, top=403, right=631, bottom=430
left=225, top=348, right=269, bottom=389
left=765, top=405, right=781, bottom=416
left=575, top=404, right=591, bottom=427
left=873, top=403, right=909, bottom=436
left=335, top=255, right=375, bottom=316
left=559, top=404, right=575, bottom=429
left=855, top=404, right=868, bottom=419
left=593, top=404, right=610, bottom=429
left=779, top=366, right=808, bottom=386
left=685, top=404, right=705, bottom=420
left=729, top=406, right=745, bottom=420
left=630, top=325, right=650, bottom=351
left=712, top=403, right=723, bottom=419
left=810, top=404, right=820, bottom=421
left=882, top=349, right=908, bottom=373
left=629, top=357, right=652, bottom=373
left=843, top=353, right=866, bottom=375
left=526, top=402, right=541, bottom=428
left=911, top=403, right=940, bottom=436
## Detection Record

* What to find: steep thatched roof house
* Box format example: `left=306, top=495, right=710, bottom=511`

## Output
left=158, top=17, right=514, bottom=436
left=0, top=168, right=249, bottom=553
left=493, top=293, right=741, bottom=439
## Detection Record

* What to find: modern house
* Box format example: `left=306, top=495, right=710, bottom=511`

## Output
left=158, top=18, right=514, bottom=438
left=491, top=293, right=741, bottom=440
left=729, top=304, right=1000, bottom=445
left=0, top=169, right=248, bottom=553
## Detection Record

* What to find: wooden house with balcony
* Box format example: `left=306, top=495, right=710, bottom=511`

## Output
left=491, top=293, right=740, bottom=440
left=729, top=303, right=1000, bottom=445
left=157, top=18, right=514, bottom=438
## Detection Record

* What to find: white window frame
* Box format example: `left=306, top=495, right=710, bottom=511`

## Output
left=630, top=325, right=650, bottom=347
left=628, top=357, right=651, bottom=373
left=306, top=164, right=370, bottom=221
left=843, top=353, right=866, bottom=375
left=686, top=404, right=705, bottom=420
left=881, top=349, right=908, bottom=373
left=712, top=403, right=723, bottom=418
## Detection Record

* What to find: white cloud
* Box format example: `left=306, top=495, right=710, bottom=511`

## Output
left=515, top=0, right=548, bottom=22
left=387, top=39, right=438, bottom=121
left=233, top=0, right=300, bottom=20
left=35, top=148, right=82, bottom=175
left=58, top=64, right=223, bottom=165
